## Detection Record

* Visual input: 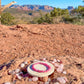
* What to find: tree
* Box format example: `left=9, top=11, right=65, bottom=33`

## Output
left=1, top=12, right=15, bottom=25
left=50, top=8, right=58, bottom=17
left=0, top=1, right=16, bottom=24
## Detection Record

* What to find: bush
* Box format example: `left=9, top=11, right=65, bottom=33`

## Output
left=1, top=12, right=15, bottom=25
left=37, top=13, right=53, bottom=24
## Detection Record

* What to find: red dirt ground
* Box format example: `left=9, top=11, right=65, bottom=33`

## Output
left=0, top=23, right=84, bottom=84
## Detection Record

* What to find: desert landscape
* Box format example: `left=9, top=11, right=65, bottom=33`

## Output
left=0, top=23, right=84, bottom=84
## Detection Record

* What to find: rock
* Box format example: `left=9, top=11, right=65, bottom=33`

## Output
left=56, top=64, right=64, bottom=73
left=33, top=60, right=39, bottom=62
left=24, top=61, right=28, bottom=65
left=15, top=69, right=20, bottom=73
left=57, top=60, right=60, bottom=63
left=57, top=77, right=66, bottom=84
left=16, top=25, right=23, bottom=28
left=53, top=59, right=57, bottom=63
left=63, top=71, right=67, bottom=74
left=32, top=77, right=38, bottom=81
left=20, top=63, right=25, bottom=68
left=43, top=58, right=47, bottom=61
left=8, top=70, right=13, bottom=75
left=42, top=76, right=48, bottom=82
left=52, top=61, right=55, bottom=64
left=54, top=63, right=59, bottom=67
left=16, top=74, right=22, bottom=80
left=44, top=81, right=49, bottom=84
left=57, top=67, right=63, bottom=73
left=4, top=82, right=11, bottom=84
left=29, top=78, right=32, bottom=81
left=40, top=76, right=48, bottom=82
left=54, top=82, right=60, bottom=84
left=48, top=78, right=51, bottom=82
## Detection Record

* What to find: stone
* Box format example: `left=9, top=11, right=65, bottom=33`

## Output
left=32, top=77, right=38, bottom=81
left=24, top=61, right=28, bottom=64
left=29, top=78, right=32, bottom=81
left=43, top=76, right=48, bottom=82
left=54, top=63, right=59, bottom=67
left=16, top=74, right=22, bottom=80
left=52, top=61, right=55, bottom=64
left=57, top=60, right=60, bottom=63
left=4, top=82, right=11, bottom=84
left=44, top=82, right=49, bottom=84
left=57, top=67, right=63, bottom=73
left=54, top=82, right=60, bottom=84
left=63, top=71, right=67, bottom=74
left=15, top=69, right=20, bottom=73
left=43, top=58, right=46, bottom=61
left=20, top=63, right=25, bottom=68
left=57, top=77, right=66, bottom=84
left=48, top=78, right=51, bottom=82
left=53, top=59, right=57, bottom=63
left=40, top=76, right=48, bottom=82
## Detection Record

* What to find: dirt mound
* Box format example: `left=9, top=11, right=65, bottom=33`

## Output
left=0, top=23, right=84, bottom=84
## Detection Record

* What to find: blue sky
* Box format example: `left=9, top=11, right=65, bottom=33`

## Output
left=2, top=0, right=84, bottom=8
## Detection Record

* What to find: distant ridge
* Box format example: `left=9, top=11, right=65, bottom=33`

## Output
left=8, top=5, right=54, bottom=11
left=2, top=5, right=75, bottom=12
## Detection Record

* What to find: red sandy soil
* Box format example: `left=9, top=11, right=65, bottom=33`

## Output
left=0, top=23, right=84, bottom=84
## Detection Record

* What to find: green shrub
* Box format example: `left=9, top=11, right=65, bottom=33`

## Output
left=1, top=12, right=15, bottom=25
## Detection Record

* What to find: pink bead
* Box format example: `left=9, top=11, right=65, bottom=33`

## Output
left=16, top=74, right=22, bottom=80
left=43, top=58, right=46, bottom=61
left=52, top=61, right=55, bottom=64
left=57, top=67, right=63, bottom=73
left=54, top=63, right=59, bottom=67
left=57, top=77, right=66, bottom=84
left=4, top=82, right=11, bottom=84
left=53, top=59, right=57, bottom=62
left=60, top=64, right=64, bottom=69
left=32, top=77, right=38, bottom=81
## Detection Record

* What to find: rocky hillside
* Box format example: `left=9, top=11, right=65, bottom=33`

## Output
left=9, top=5, right=54, bottom=11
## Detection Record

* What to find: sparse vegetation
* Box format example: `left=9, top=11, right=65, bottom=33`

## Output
left=1, top=6, right=84, bottom=25
left=1, top=12, right=15, bottom=25
left=37, top=6, right=84, bottom=25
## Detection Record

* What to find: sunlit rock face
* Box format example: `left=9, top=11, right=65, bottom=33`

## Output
left=9, top=5, right=54, bottom=11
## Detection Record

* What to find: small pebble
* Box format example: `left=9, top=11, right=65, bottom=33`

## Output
left=63, top=71, right=67, bottom=74
left=8, top=70, right=12, bottom=75
left=4, top=82, right=11, bottom=84
left=57, top=77, right=66, bottom=84
left=43, top=58, right=46, bottom=61
left=54, top=82, right=60, bottom=84
left=29, top=78, right=32, bottom=81
left=20, top=63, right=25, bottom=68
left=15, top=69, right=20, bottom=73
left=48, top=78, right=51, bottom=82
left=56, top=64, right=64, bottom=73
left=24, top=61, right=28, bottom=64
left=54, top=63, right=59, bottom=67
left=33, top=60, right=39, bottom=62
left=32, top=77, right=38, bottom=81
left=19, top=72, right=23, bottom=75
left=60, top=64, right=64, bottom=69
left=57, top=60, right=60, bottom=63
left=8, top=70, right=16, bottom=75
left=53, top=59, right=57, bottom=62
left=45, top=82, right=49, bottom=84
left=52, top=61, right=55, bottom=64
left=57, top=67, right=63, bottom=73
left=16, top=74, right=22, bottom=80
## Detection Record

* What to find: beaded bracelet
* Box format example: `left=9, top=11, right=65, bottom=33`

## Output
left=32, top=62, right=51, bottom=73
